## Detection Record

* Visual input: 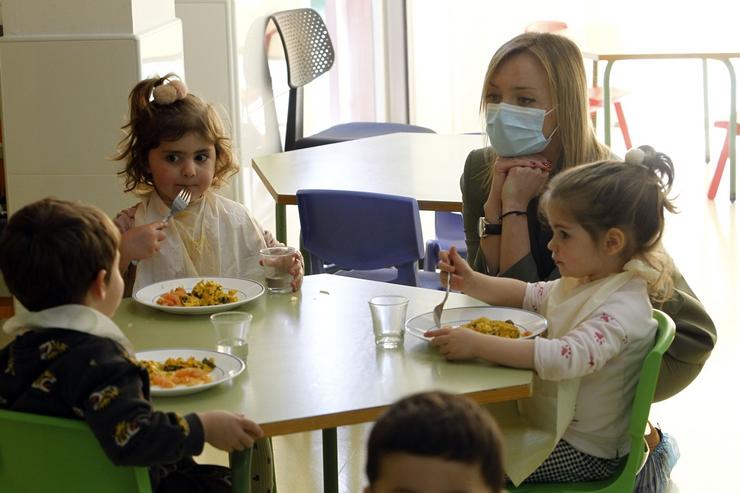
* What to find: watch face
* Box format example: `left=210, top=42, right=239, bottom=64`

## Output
left=478, top=217, right=487, bottom=238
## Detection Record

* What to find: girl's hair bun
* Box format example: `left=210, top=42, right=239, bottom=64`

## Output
left=625, top=147, right=646, bottom=166
left=152, top=79, right=189, bottom=105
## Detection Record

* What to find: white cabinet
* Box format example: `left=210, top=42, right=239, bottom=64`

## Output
left=0, top=0, right=184, bottom=216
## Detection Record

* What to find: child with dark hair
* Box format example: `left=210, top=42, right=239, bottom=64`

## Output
left=0, top=198, right=264, bottom=492
left=114, top=73, right=303, bottom=295
left=365, top=391, right=505, bottom=493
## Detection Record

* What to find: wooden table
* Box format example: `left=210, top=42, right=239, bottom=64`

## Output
left=583, top=48, right=739, bottom=201
left=116, top=274, right=533, bottom=492
left=251, top=133, right=484, bottom=242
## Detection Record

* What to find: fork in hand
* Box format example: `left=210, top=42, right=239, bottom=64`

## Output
left=432, top=271, right=452, bottom=329
left=163, top=188, right=192, bottom=224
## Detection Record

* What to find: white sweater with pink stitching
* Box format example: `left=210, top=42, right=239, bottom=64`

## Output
left=524, top=278, right=657, bottom=458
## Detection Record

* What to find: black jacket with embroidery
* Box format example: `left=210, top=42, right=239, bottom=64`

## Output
left=0, top=328, right=205, bottom=468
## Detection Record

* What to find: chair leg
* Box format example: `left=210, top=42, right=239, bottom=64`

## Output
left=424, top=241, right=440, bottom=272
left=708, top=130, right=730, bottom=199
left=613, top=101, right=633, bottom=149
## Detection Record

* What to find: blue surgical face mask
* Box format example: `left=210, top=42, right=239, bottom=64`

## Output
left=486, top=103, right=558, bottom=157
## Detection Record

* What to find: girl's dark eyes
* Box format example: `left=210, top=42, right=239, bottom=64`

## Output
left=165, top=154, right=179, bottom=163
left=195, top=153, right=210, bottom=163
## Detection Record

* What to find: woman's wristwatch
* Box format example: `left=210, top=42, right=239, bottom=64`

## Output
left=478, top=217, right=502, bottom=238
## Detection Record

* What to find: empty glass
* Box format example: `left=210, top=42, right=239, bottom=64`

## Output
left=369, top=295, right=409, bottom=349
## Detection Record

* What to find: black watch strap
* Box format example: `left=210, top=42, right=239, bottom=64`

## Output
left=478, top=217, right=502, bottom=238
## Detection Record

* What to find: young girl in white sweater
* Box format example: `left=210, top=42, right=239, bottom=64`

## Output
left=429, top=146, right=676, bottom=483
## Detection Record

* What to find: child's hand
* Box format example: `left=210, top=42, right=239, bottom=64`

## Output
left=289, top=250, right=304, bottom=292
left=121, top=222, right=168, bottom=263
left=258, top=247, right=305, bottom=292
left=198, top=411, right=264, bottom=452
left=114, top=205, right=139, bottom=233
left=425, top=326, right=482, bottom=360
left=438, top=246, right=473, bottom=292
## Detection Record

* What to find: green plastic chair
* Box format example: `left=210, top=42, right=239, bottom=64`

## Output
left=508, top=309, right=676, bottom=493
left=0, top=408, right=152, bottom=493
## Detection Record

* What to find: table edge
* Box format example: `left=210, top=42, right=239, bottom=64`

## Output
left=258, top=383, right=533, bottom=437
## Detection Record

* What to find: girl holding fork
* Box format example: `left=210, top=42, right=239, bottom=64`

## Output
left=114, top=73, right=297, bottom=493
left=114, top=74, right=303, bottom=296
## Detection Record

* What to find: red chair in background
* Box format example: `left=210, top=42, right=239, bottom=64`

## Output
left=707, top=120, right=739, bottom=199
left=524, top=21, right=633, bottom=149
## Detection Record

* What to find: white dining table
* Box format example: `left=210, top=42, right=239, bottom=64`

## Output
left=570, top=24, right=740, bottom=201
left=116, top=274, right=534, bottom=492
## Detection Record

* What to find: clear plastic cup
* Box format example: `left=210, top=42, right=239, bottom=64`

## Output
left=260, top=246, right=296, bottom=294
left=210, top=311, right=252, bottom=361
left=369, top=295, right=408, bottom=349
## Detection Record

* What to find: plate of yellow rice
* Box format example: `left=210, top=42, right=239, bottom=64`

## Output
left=134, top=277, right=265, bottom=315
left=405, top=306, right=547, bottom=341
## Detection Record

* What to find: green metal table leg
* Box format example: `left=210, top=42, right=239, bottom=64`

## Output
left=721, top=58, right=737, bottom=202
left=322, top=428, right=339, bottom=493
left=275, top=203, right=287, bottom=244
left=603, top=61, right=615, bottom=147
left=703, top=59, right=711, bottom=163
left=230, top=448, right=253, bottom=493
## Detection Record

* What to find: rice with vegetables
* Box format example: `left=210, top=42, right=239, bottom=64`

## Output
left=140, top=356, right=216, bottom=388
left=462, top=317, right=520, bottom=338
left=156, top=280, right=238, bottom=307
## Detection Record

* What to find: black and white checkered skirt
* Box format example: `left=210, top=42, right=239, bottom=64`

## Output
left=522, top=440, right=623, bottom=483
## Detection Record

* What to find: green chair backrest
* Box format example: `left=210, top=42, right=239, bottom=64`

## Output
left=508, top=309, right=676, bottom=493
left=0, top=408, right=152, bottom=493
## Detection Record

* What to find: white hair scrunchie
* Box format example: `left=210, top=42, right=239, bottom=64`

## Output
left=152, top=79, right=189, bottom=105
left=625, top=147, right=646, bottom=166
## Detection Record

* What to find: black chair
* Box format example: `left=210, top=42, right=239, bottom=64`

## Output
left=266, top=8, right=435, bottom=152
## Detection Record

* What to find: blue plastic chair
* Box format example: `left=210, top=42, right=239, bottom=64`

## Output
left=297, top=189, right=439, bottom=288
left=423, top=211, right=468, bottom=271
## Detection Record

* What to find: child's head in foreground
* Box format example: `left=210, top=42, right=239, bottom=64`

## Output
left=0, top=198, right=123, bottom=316
left=365, top=391, right=505, bottom=493
left=115, top=73, right=238, bottom=198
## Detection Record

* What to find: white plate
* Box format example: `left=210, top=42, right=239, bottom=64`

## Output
left=137, top=349, right=245, bottom=397
left=405, top=306, right=547, bottom=341
left=134, top=277, right=264, bottom=315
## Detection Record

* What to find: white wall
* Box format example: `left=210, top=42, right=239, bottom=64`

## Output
left=0, top=0, right=184, bottom=217
left=233, top=0, right=309, bottom=246
left=406, top=0, right=740, bottom=136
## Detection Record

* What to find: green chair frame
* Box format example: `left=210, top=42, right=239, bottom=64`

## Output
left=0, top=408, right=152, bottom=492
left=508, top=309, right=676, bottom=493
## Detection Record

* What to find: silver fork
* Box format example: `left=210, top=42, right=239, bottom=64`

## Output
left=163, top=188, right=192, bottom=223
left=432, top=271, right=452, bottom=328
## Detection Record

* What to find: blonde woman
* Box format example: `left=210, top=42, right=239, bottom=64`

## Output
left=460, top=32, right=715, bottom=490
